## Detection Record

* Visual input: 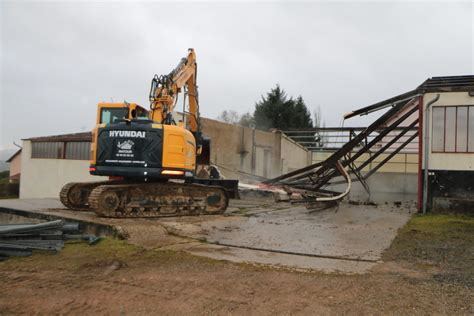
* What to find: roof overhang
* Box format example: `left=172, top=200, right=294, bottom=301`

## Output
left=344, top=75, right=474, bottom=120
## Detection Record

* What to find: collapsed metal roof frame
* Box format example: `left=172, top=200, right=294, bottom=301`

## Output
left=264, top=75, right=474, bottom=205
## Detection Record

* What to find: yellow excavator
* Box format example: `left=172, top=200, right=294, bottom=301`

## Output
left=60, top=49, right=235, bottom=217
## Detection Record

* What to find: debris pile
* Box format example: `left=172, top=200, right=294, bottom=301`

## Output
left=0, top=219, right=101, bottom=260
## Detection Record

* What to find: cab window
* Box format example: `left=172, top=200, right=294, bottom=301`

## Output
left=100, top=108, right=128, bottom=124
left=135, top=107, right=149, bottom=119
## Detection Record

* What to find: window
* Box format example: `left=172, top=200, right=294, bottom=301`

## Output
left=32, top=141, right=91, bottom=160
left=432, top=105, right=474, bottom=153
left=100, top=108, right=128, bottom=124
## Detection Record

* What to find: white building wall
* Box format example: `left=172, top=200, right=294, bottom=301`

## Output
left=19, top=141, right=107, bottom=198
left=424, top=92, right=474, bottom=171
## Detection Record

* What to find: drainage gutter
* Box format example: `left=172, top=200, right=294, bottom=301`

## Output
left=422, top=94, right=440, bottom=214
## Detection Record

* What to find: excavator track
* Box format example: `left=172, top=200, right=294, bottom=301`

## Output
left=59, top=181, right=115, bottom=211
left=88, top=182, right=229, bottom=218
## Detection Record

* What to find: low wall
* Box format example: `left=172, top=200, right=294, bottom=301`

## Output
left=312, top=151, right=418, bottom=202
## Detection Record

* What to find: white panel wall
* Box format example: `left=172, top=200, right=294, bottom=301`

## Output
left=424, top=92, right=474, bottom=171
left=20, top=141, right=108, bottom=198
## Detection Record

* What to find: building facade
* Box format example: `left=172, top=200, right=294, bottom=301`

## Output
left=422, top=90, right=474, bottom=212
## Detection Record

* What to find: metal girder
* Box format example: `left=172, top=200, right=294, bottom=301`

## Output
left=264, top=94, right=421, bottom=206
left=363, top=132, right=419, bottom=179
left=355, top=119, right=418, bottom=172
left=266, top=96, right=418, bottom=186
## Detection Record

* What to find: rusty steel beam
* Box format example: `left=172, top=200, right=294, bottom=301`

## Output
left=263, top=98, right=411, bottom=185
left=355, top=119, right=418, bottom=172
left=304, top=102, right=419, bottom=191
left=363, top=131, right=419, bottom=179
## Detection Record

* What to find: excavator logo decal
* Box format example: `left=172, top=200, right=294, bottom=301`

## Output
left=109, top=130, right=146, bottom=138
left=117, top=140, right=134, bottom=150
left=116, top=140, right=135, bottom=158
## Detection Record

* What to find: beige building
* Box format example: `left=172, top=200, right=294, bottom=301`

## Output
left=423, top=91, right=474, bottom=171
left=19, top=133, right=108, bottom=199
left=18, top=118, right=311, bottom=198
left=6, top=149, right=22, bottom=183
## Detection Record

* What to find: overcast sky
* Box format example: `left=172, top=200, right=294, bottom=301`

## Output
left=0, top=0, right=472, bottom=150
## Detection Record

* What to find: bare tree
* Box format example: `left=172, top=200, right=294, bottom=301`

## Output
left=239, top=112, right=255, bottom=127
left=313, top=105, right=326, bottom=147
left=313, top=105, right=324, bottom=128
left=216, top=110, right=241, bottom=124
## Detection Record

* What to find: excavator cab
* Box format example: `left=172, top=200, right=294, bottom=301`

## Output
left=96, top=102, right=149, bottom=125
left=90, top=102, right=197, bottom=180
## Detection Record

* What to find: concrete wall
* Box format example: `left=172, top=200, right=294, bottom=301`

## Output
left=19, top=141, right=107, bottom=198
left=311, top=150, right=418, bottom=200
left=329, top=172, right=418, bottom=202
left=201, top=118, right=310, bottom=180
left=423, top=91, right=474, bottom=171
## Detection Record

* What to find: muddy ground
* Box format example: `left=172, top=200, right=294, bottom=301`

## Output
left=0, top=214, right=473, bottom=315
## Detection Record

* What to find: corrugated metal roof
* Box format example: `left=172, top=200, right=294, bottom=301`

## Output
left=418, top=75, right=474, bottom=90
left=23, top=132, right=92, bottom=142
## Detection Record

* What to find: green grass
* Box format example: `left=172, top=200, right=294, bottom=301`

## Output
left=0, top=171, right=9, bottom=185
left=0, top=195, right=18, bottom=199
left=0, top=170, right=19, bottom=198
left=384, top=213, right=474, bottom=287
left=0, top=238, right=231, bottom=273
left=0, top=238, right=139, bottom=271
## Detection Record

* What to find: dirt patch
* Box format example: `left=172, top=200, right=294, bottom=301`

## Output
left=0, top=214, right=472, bottom=314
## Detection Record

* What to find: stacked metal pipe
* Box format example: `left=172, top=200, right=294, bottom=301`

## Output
left=0, top=220, right=101, bottom=260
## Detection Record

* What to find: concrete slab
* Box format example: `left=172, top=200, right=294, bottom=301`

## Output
left=0, top=197, right=415, bottom=274
left=159, top=201, right=414, bottom=261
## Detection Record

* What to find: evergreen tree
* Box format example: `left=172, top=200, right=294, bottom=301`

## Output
left=253, top=85, right=313, bottom=130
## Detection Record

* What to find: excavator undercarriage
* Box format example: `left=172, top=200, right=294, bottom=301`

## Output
left=60, top=180, right=229, bottom=218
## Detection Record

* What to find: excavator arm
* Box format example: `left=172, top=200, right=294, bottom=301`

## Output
left=149, top=48, right=200, bottom=135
